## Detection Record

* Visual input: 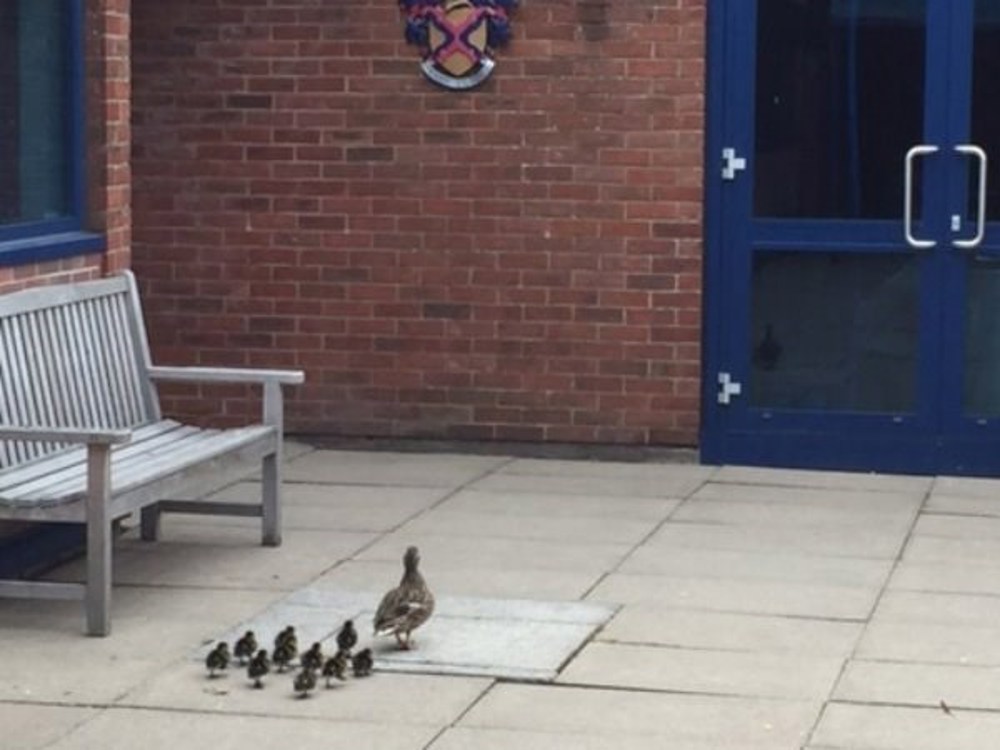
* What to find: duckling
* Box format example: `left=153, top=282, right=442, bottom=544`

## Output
left=300, top=641, right=324, bottom=672
left=293, top=666, right=317, bottom=698
left=233, top=630, right=257, bottom=666
left=351, top=647, right=374, bottom=677
left=272, top=641, right=295, bottom=673
left=321, top=650, right=349, bottom=687
left=373, top=546, right=435, bottom=650
left=248, top=649, right=270, bottom=688
left=205, top=642, right=230, bottom=678
left=274, top=625, right=297, bottom=653
left=336, top=619, right=358, bottom=655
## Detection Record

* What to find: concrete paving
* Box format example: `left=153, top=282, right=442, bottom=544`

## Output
left=3, top=445, right=1000, bottom=748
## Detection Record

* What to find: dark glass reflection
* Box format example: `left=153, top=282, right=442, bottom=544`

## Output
left=972, top=1, right=1000, bottom=222
left=754, top=1, right=926, bottom=219
left=750, top=252, right=918, bottom=411
left=965, top=261, right=1000, bottom=417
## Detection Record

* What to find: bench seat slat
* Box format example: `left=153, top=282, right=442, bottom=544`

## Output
left=0, top=421, right=195, bottom=494
left=0, top=424, right=274, bottom=509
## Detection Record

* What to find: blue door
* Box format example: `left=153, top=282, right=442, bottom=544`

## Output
left=703, top=1, right=1000, bottom=475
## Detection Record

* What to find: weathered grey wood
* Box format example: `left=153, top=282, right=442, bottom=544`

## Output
left=0, top=271, right=305, bottom=635
left=0, top=580, right=85, bottom=601
left=148, top=366, right=306, bottom=386
left=155, top=500, right=263, bottom=517
left=85, top=444, right=112, bottom=636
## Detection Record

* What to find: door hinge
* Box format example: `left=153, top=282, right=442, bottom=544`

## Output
left=721, top=147, right=747, bottom=180
left=717, top=371, right=742, bottom=405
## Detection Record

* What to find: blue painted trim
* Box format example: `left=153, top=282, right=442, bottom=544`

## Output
left=0, top=230, right=105, bottom=267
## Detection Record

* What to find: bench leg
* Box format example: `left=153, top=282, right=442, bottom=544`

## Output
left=85, top=445, right=113, bottom=637
left=140, top=504, right=161, bottom=541
left=262, top=451, right=282, bottom=547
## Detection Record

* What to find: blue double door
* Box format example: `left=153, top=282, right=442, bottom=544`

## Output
left=703, top=1, right=1000, bottom=475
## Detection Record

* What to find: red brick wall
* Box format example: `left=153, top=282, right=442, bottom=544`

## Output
left=0, top=0, right=131, bottom=294
left=131, top=0, right=705, bottom=446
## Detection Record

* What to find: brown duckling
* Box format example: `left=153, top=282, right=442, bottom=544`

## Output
left=205, top=642, right=230, bottom=678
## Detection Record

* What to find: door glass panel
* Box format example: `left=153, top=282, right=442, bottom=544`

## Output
left=754, top=1, right=926, bottom=219
left=964, top=261, right=1000, bottom=417
left=972, top=0, right=1000, bottom=222
left=750, top=252, right=918, bottom=411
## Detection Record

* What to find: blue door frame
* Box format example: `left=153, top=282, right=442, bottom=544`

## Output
left=703, top=1, right=1000, bottom=476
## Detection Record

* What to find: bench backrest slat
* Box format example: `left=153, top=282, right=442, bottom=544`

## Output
left=0, top=272, right=160, bottom=470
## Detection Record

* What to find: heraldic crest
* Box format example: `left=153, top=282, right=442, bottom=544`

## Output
left=400, top=0, right=517, bottom=90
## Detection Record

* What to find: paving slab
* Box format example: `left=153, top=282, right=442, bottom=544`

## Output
left=691, top=481, right=925, bottom=509
left=904, top=534, right=1000, bottom=564
left=45, top=706, right=441, bottom=750
left=913, top=513, right=1000, bottom=539
left=809, top=702, right=1000, bottom=750
left=123, top=667, right=491, bottom=727
left=925, top=494, right=1000, bottom=516
left=835, top=659, right=1000, bottom=710
left=874, top=590, right=1000, bottom=627
left=931, top=475, right=1000, bottom=498
left=431, top=726, right=767, bottom=750
left=619, top=545, right=895, bottom=588
left=557, top=641, right=844, bottom=699
left=313, top=559, right=600, bottom=601
left=357, top=533, right=633, bottom=574
left=888, top=560, right=1000, bottom=596
left=207, top=587, right=617, bottom=681
left=199, top=481, right=452, bottom=532
left=1, top=703, right=99, bottom=750
left=284, top=450, right=508, bottom=486
left=856, top=620, right=1000, bottom=666
left=672, top=497, right=916, bottom=531
left=710, top=466, right=932, bottom=493
left=459, top=683, right=819, bottom=749
left=591, top=573, right=879, bottom=620
left=645, top=521, right=909, bottom=560
left=441, top=488, right=680, bottom=521
left=599, top=605, right=862, bottom=656
left=468, top=472, right=702, bottom=499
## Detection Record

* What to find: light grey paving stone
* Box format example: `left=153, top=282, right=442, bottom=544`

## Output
left=200, top=481, right=452, bottom=532
left=904, top=534, right=1000, bottom=564
left=856, top=620, right=1000, bottom=666
left=313, top=560, right=600, bottom=601
left=48, top=528, right=375, bottom=591
left=284, top=450, right=508, bottom=487
left=124, top=667, right=491, bottom=727
left=619, top=545, right=895, bottom=588
left=468, top=471, right=701, bottom=499
left=0, top=586, right=280, bottom=703
left=874, top=590, right=1000, bottom=628
left=710, top=466, right=932, bottom=493
left=600, top=606, right=862, bottom=656
left=932, top=475, right=1000, bottom=498
left=431, top=726, right=767, bottom=750
left=646, top=521, right=908, bottom=560
left=441, top=488, right=679, bottom=521
left=0, top=703, right=98, bottom=750
left=926, top=494, right=1000, bottom=517
left=208, top=587, right=616, bottom=681
left=558, top=642, right=844, bottom=699
left=398, top=508, right=660, bottom=545
left=835, top=660, right=1000, bottom=710
left=357, top=533, right=633, bottom=575
left=499, top=458, right=711, bottom=480
left=46, top=706, right=440, bottom=750
left=591, top=573, right=879, bottom=620
left=460, top=683, right=819, bottom=750
left=673, top=498, right=916, bottom=531
left=810, top=702, right=1000, bottom=750
left=889, top=560, right=1000, bottom=597
left=914, top=513, right=1000, bottom=539
left=691, top=481, right=924, bottom=509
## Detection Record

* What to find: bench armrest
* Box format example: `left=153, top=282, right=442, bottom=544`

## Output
left=147, top=366, right=305, bottom=386
left=0, top=426, right=132, bottom=445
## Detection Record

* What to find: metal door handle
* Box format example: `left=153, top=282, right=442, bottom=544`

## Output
left=905, top=145, right=938, bottom=248
left=954, top=144, right=987, bottom=249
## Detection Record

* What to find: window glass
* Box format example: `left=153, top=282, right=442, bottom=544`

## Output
left=0, top=0, right=70, bottom=227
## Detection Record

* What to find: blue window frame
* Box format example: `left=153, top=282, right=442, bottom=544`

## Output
left=0, top=0, right=103, bottom=266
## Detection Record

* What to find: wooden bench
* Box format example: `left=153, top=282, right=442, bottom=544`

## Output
left=0, top=271, right=304, bottom=635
